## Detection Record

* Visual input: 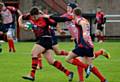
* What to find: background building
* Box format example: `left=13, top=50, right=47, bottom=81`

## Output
left=1, top=0, right=120, bottom=41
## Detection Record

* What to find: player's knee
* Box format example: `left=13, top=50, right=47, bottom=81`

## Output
left=47, top=60, right=54, bottom=65
left=65, top=57, right=70, bottom=63
left=53, top=49, right=60, bottom=55
left=7, top=33, right=12, bottom=39
left=31, top=52, right=38, bottom=58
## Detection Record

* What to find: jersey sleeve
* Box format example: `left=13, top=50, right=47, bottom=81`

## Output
left=50, top=15, right=72, bottom=22
left=101, top=12, right=106, bottom=24
left=7, top=6, right=17, bottom=13
left=44, top=18, right=57, bottom=27
left=22, top=14, right=30, bottom=20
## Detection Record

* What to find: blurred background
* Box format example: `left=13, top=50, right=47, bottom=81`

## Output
left=1, top=0, right=120, bottom=41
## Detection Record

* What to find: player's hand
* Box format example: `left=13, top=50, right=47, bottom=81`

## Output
left=23, top=27, right=29, bottom=31
left=43, top=14, right=50, bottom=18
left=0, top=31, right=3, bottom=35
left=70, top=37, right=75, bottom=41
left=60, top=30, right=66, bottom=36
left=101, top=24, right=105, bottom=27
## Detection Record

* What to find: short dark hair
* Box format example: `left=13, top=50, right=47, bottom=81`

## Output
left=30, top=6, right=39, bottom=15
left=73, top=7, right=82, bottom=16
left=67, top=3, right=77, bottom=9
left=97, top=6, right=101, bottom=9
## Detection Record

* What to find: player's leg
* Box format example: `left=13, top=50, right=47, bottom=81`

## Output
left=0, top=43, right=2, bottom=52
left=52, top=32, right=68, bottom=56
left=65, top=51, right=93, bottom=82
left=85, top=54, right=107, bottom=82
left=100, top=30, right=104, bottom=42
left=22, top=44, right=45, bottom=81
left=94, top=49, right=110, bottom=59
left=86, top=59, right=107, bottom=82
left=97, top=24, right=104, bottom=43
left=91, top=66, right=107, bottom=82
left=37, top=54, right=43, bottom=69
left=11, top=28, right=16, bottom=51
left=77, top=66, right=84, bottom=82
left=95, top=29, right=101, bottom=42
left=43, top=49, right=74, bottom=81
left=52, top=44, right=68, bottom=56
left=0, top=32, right=3, bottom=53
left=76, top=57, right=85, bottom=82
left=7, top=28, right=15, bottom=52
left=7, top=28, right=13, bottom=52
left=65, top=47, right=89, bottom=68
left=76, top=49, right=109, bottom=82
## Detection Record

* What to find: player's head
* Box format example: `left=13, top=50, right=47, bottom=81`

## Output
left=30, top=6, right=40, bottom=16
left=96, top=6, right=102, bottom=12
left=30, top=6, right=44, bottom=19
left=73, top=7, right=82, bottom=16
left=67, top=3, right=77, bottom=12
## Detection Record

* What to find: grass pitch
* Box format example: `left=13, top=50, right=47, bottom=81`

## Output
left=0, top=42, right=120, bottom=82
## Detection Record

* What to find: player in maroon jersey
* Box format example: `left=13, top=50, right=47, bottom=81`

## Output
left=36, top=9, right=69, bottom=69
left=18, top=6, right=73, bottom=81
left=95, top=7, right=106, bottom=43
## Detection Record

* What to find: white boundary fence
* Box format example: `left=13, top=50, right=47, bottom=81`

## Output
left=104, top=15, right=120, bottom=35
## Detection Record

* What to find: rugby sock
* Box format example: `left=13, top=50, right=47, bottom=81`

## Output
left=97, top=35, right=101, bottom=42
left=60, top=50, right=68, bottom=56
left=94, top=50, right=103, bottom=58
left=91, top=66, right=105, bottom=81
left=10, top=39, right=15, bottom=52
left=53, top=61, right=70, bottom=76
left=8, top=40, right=12, bottom=51
left=38, top=55, right=42, bottom=68
left=77, top=66, right=84, bottom=82
left=71, top=58, right=88, bottom=68
left=30, top=57, right=38, bottom=77
left=3, top=34, right=7, bottom=41
left=101, top=36, right=105, bottom=42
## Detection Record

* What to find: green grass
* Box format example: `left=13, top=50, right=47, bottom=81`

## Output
left=0, top=42, right=120, bottom=82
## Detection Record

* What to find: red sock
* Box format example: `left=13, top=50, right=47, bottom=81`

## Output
left=91, top=66, right=105, bottom=81
left=60, top=50, right=68, bottom=56
left=38, top=55, right=42, bottom=68
left=71, top=58, right=88, bottom=68
left=8, top=40, right=12, bottom=51
left=77, top=66, right=84, bottom=82
left=10, top=39, right=15, bottom=52
left=94, top=50, right=103, bottom=58
left=96, top=35, right=101, bottom=42
left=53, top=60, right=70, bottom=76
left=30, top=57, right=38, bottom=77
left=101, top=36, right=105, bottom=41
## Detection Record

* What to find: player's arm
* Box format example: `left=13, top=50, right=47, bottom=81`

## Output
left=43, top=14, right=72, bottom=22
left=50, top=15, right=72, bottom=22
left=18, top=15, right=24, bottom=28
left=7, top=6, right=22, bottom=16
left=18, top=15, right=33, bottom=31
left=17, top=9, right=22, bottom=16
left=18, top=15, right=28, bottom=30
left=102, top=13, right=106, bottom=24
left=0, top=31, right=3, bottom=35
left=56, top=24, right=66, bottom=35
left=77, top=19, right=90, bottom=40
left=47, top=17, right=66, bottom=35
